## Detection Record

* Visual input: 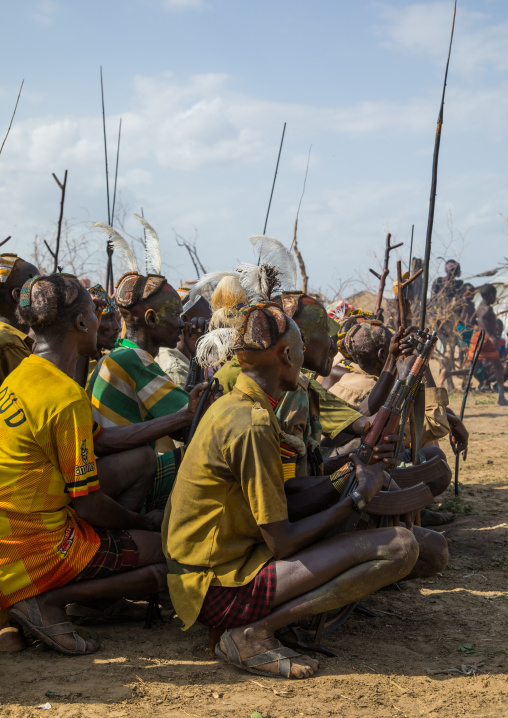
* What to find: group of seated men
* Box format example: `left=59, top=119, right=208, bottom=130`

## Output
left=0, top=248, right=470, bottom=678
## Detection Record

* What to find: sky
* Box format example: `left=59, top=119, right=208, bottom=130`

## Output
left=1, top=0, right=508, bottom=296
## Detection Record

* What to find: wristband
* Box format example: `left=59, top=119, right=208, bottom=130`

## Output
left=330, top=463, right=354, bottom=495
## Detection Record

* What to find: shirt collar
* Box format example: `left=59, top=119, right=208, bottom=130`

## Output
left=115, top=337, right=140, bottom=350
left=234, top=372, right=278, bottom=416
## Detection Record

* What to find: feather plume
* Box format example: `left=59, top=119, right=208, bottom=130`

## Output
left=133, top=213, right=162, bottom=275
left=195, top=328, right=240, bottom=368
left=211, top=275, right=248, bottom=311
left=237, top=236, right=297, bottom=302
left=188, top=270, right=243, bottom=305
left=209, top=306, right=245, bottom=332
left=250, top=235, right=297, bottom=290
left=92, top=222, right=138, bottom=273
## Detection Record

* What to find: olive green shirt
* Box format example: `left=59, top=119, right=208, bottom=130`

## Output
left=163, top=372, right=288, bottom=630
left=0, top=321, right=33, bottom=386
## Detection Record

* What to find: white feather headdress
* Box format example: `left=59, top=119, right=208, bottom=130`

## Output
left=133, top=213, right=162, bottom=276
left=236, top=235, right=297, bottom=302
left=187, top=270, right=243, bottom=305
left=92, top=222, right=138, bottom=273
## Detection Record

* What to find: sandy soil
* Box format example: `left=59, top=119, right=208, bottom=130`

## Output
left=1, top=389, right=508, bottom=718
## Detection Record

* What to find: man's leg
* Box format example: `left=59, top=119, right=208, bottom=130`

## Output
left=220, top=526, right=418, bottom=678
left=9, top=529, right=166, bottom=654
left=97, top=446, right=157, bottom=511
left=491, top=357, right=508, bottom=405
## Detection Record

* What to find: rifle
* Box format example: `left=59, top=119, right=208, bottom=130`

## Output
left=185, top=357, right=205, bottom=393
left=454, top=329, right=485, bottom=494
left=357, top=329, right=438, bottom=467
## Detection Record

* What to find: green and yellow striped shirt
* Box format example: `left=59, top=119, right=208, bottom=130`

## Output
left=90, top=338, right=189, bottom=436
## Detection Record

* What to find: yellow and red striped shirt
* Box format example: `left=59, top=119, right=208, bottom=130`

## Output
left=0, top=355, right=101, bottom=609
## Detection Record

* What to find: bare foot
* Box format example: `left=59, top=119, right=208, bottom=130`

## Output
left=11, top=595, right=98, bottom=654
left=498, top=395, right=508, bottom=406
left=225, top=626, right=319, bottom=679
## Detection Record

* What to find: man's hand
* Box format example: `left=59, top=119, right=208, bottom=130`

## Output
left=350, top=454, right=385, bottom=504
left=182, top=317, right=208, bottom=357
left=389, top=325, right=416, bottom=361
left=143, top=510, right=164, bottom=531
left=448, top=413, right=469, bottom=457
left=371, top=432, right=401, bottom=466
left=187, top=381, right=224, bottom=416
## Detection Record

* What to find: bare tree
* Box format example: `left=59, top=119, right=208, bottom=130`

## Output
left=173, top=227, right=207, bottom=278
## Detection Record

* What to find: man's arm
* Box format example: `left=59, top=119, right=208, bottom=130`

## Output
left=93, top=381, right=220, bottom=455
left=72, top=489, right=162, bottom=531
left=261, top=456, right=385, bottom=559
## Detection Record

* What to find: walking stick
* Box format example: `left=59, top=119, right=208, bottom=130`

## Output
left=454, top=329, right=485, bottom=495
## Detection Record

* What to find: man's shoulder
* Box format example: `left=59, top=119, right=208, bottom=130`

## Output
left=0, top=322, right=30, bottom=350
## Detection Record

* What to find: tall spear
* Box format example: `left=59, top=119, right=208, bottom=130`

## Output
left=262, top=122, right=286, bottom=235
left=100, top=67, right=115, bottom=293
left=419, top=0, right=457, bottom=330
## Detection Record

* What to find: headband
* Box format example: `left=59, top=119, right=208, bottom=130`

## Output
left=0, top=254, right=19, bottom=283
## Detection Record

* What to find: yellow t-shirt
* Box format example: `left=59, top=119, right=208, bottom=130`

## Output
left=163, top=372, right=288, bottom=630
left=0, top=355, right=101, bottom=609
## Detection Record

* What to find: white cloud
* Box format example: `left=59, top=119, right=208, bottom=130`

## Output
left=375, top=1, right=508, bottom=77
left=30, top=0, right=57, bottom=27
left=2, top=67, right=508, bottom=289
left=161, top=0, right=206, bottom=11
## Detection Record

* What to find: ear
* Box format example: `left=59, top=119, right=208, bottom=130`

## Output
left=377, top=347, right=386, bottom=364
left=11, top=287, right=21, bottom=304
left=144, top=308, right=157, bottom=326
left=74, top=313, right=88, bottom=334
left=281, top=344, right=292, bottom=367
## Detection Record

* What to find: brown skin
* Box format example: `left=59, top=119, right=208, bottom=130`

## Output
left=0, top=259, right=40, bottom=331
left=477, top=287, right=507, bottom=405
left=9, top=289, right=168, bottom=654
left=96, top=311, right=121, bottom=353
left=223, top=320, right=421, bottom=679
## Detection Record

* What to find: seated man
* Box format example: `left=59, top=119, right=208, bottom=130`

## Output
left=157, top=294, right=212, bottom=389
left=215, top=292, right=365, bottom=478
left=90, top=263, right=208, bottom=510
left=164, top=302, right=420, bottom=679
left=0, top=253, right=39, bottom=383
left=0, top=252, right=40, bottom=651
left=322, top=318, right=469, bottom=522
left=1, top=274, right=167, bottom=656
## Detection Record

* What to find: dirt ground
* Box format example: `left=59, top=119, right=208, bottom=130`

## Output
left=2, top=389, right=508, bottom=718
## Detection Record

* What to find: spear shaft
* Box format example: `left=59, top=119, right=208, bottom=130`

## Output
left=419, top=0, right=457, bottom=330
left=263, top=122, right=286, bottom=235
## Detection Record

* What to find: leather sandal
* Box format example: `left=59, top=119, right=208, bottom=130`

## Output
left=215, top=628, right=303, bottom=678
left=9, top=597, right=98, bottom=656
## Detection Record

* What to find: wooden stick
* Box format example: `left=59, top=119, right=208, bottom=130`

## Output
left=0, top=236, right=11, bottom=248
left=371, top=233, right=403, bottom=315
left=396, top=261, right=423, bottom=329
left=0, top=80, right=24, bottom=157
left=44, top=170, right=68, bottom=272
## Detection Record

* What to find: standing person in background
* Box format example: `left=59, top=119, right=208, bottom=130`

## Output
left=470, top=285, right=508, bottom=406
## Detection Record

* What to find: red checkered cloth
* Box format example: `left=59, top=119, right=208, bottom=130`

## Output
left=72, top=529, right=139, bottom=581
left=197, top=560, right=277, bottom=629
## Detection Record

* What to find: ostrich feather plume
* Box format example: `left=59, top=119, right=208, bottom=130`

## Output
left=195, top=328, right=240, bottom=368
left=210, top=275, right=249, bottom=311
left=237, top=235, right=297, bottom=302
left=92, top=222, right=138, bottom=273
left=133, top=213, right=162, bottom=275
left=250, top=235, right=297, bottom=289
left=188, top=270, right=243, bottom=305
